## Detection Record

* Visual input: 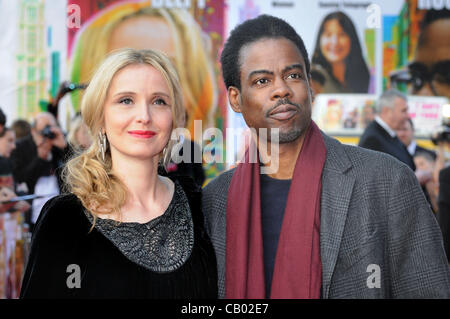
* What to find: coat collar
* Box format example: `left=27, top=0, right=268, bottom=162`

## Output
left=320, top=133, right=355, bottom=298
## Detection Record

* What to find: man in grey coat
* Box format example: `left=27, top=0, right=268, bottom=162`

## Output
left=202, top=14, right=450, bottom=299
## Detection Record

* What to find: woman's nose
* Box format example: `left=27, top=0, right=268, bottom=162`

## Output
left=137, top=103, right=151, bottom=124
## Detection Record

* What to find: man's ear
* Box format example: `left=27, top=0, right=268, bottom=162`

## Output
left=228, top=86, right=242, bottom=113
left=310, top=87, right=315, bottom=103
left=307, top=75, right=315, bottom=103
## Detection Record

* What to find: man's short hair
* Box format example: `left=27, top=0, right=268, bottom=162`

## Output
left=11, top=119, right=32, bottom=139
left=376, top=89, right=407, bottom=113
left=0, top=107, right=6, bottom=127
left=414, top=150, right=436, bottom=162
left=419, top=9, right=450, bottom=45
left=220, top=14, right=310, bottom=91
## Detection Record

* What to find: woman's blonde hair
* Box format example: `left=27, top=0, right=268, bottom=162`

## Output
left=66, top=115, right=88, bottom=150
left=63, top=48, right=185, bottom=226
left=70, top=2, right=217, bottom=137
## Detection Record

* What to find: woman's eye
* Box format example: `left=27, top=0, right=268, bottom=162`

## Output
left=154, top=98, right=168, bottom=105
left=119, top=98, right=133, bottom=105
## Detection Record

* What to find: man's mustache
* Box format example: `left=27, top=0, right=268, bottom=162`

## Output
left=265, top=98, right=302, bottom=117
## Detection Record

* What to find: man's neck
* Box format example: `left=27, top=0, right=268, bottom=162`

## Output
left=260, top=133, right=306, bottom=180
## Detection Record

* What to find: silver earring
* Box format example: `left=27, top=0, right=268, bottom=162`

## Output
left=98, top=131, right=107, bottom=161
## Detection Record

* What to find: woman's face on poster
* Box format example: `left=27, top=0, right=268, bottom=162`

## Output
left=320, top=19, right=351, bottom=64
left=108, top=15, right=177, bottom=65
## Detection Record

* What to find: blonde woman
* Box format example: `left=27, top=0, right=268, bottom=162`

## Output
left=20, top=49, right=217, bottom=298
left=70, top=2, right=217, bottom=137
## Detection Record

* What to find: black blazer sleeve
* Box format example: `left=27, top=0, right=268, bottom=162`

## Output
left=20, top=195, right=83, bottom=298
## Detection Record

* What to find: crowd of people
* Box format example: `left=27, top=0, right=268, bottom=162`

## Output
left=0, top=10, right=449, bottom=299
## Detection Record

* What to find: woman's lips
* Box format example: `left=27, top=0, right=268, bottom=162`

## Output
left=128, top=130, right=156, bottom=138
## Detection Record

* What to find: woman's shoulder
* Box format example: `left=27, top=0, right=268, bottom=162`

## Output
left=40, top=193, right=83, bottom=214
left=33, top=193, right=88, bottom=237
left=172, top=175, right=201, bottom=195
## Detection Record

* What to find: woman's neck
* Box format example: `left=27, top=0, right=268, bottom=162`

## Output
left=112, top=156, right=161, bottom=204
left=331, top=61, right=346, bottom=85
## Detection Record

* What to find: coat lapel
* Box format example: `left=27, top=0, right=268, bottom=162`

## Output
left=320, top=134, right=355, bottom=298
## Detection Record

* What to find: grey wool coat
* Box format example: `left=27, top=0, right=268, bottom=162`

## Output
left=202, top=133, right=450, bottom=299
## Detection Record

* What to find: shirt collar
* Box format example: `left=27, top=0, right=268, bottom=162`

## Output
left=407, top=140, right=417, bottom=156
left=375, top=116, right=396, bottom=138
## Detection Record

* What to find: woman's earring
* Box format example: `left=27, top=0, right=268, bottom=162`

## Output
left=98, top=131, right=107, bottom=161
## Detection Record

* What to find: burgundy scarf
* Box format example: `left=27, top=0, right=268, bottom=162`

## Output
left=225, top=121, right=326, bottom=299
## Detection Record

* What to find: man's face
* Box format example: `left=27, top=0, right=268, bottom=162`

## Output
left=414, top=155, right=434, bottom=172
left=228, top=38, right=312, bottom=144
left=33, top=113, right=57, bottom=134
left=396, top=120, right=413, bottom=147
left=413, top=19, right=450, bottom=99
left=388, top=97, right=409, bottom=131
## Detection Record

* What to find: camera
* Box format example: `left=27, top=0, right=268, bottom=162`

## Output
left=431, top=125, right=450, bottom=145
left=41, top=125, right=56, bottom=140
left=431, top=104, right=450, bottom=145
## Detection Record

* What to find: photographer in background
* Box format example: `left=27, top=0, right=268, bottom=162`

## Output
left=9, top=112, right=68, bottom=229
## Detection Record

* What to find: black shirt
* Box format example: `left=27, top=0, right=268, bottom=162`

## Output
left=260, top=174, right=291, bottom=298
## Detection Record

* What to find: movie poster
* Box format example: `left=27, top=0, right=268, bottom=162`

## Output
left=66, top=0, right=227, bottom=177
left=0, top=0, right=227, bottom=177
left=0, top=0, right=448, bottom=162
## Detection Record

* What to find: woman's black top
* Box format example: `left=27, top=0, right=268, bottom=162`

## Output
left=20, top=176, right=217, bottom=298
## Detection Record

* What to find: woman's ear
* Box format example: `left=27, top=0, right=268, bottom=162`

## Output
left=228, top=86, right=242, bottom=113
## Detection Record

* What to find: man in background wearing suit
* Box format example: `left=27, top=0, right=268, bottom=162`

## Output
left=358, top=89, right=415, bottom=171
left=202, top=15, right=450, bottom=299
left=396, top=118, right=436, bottom=160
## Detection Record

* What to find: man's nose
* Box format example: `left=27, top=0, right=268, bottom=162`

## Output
left=271, top=78, right=293, bottom=100
left=414, top=82, right=434, bottom=96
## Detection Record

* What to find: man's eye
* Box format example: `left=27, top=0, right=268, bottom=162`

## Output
left=255, top=78, right=268, bottom=85
left=119, top=98, right=133, bottom=105
left=287, top=73, right=302, bottom=80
